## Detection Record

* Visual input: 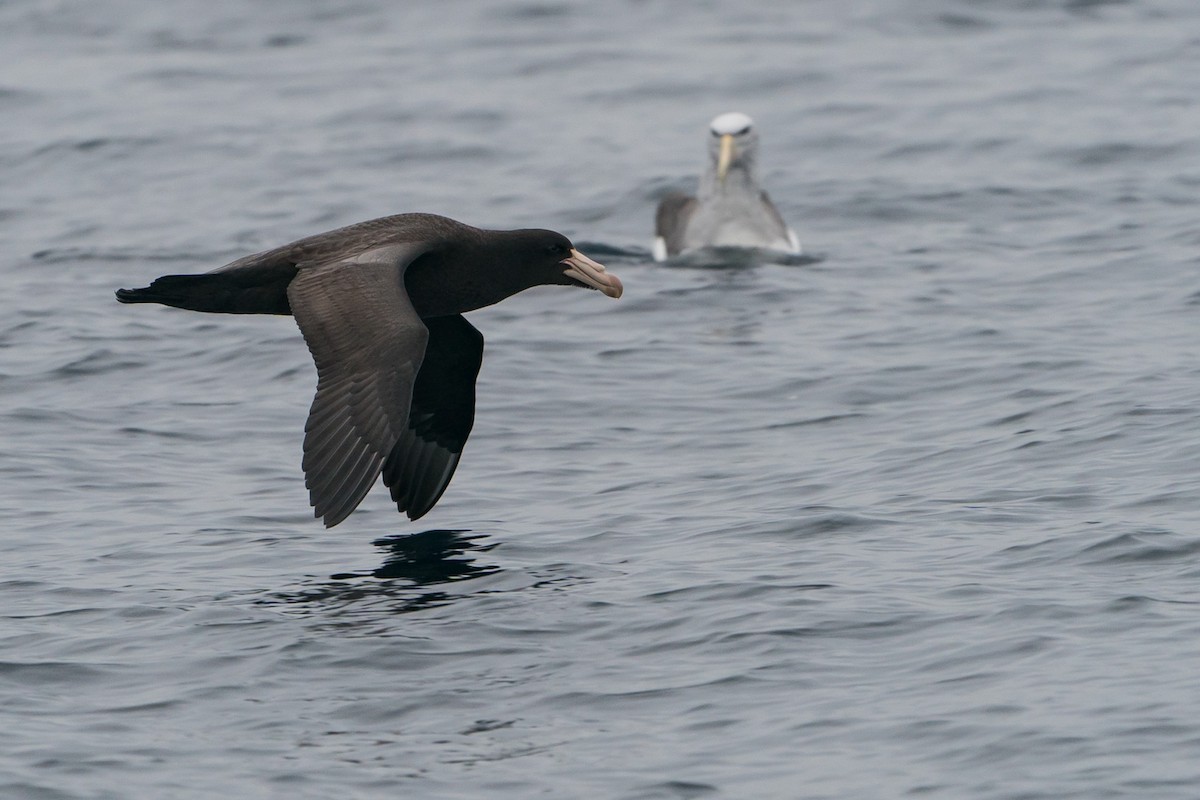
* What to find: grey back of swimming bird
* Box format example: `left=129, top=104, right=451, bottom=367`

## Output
left=654, top=112, right=800, bottom=260
left=116, top=213, right=623, bottom=528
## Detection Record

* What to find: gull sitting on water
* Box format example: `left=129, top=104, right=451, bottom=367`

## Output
left=653, top=112, right=800, bottom=261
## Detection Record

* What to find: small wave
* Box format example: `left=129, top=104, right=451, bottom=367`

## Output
left=28, top=135, right=166, bottom=161
left=1081, top=528, right=1200, bottom=564
left=626, top=780, right=720, bottom=799
left=50, top=348, right=148, bottom=379
left=0, top=660, right=109, bottom=685
left=1047, top=142, right=1185, bottom=168
left=31, top=246, right=205, bottom=264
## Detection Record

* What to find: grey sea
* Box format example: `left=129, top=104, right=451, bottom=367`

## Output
left=3, top=1, right=1199, bottom=798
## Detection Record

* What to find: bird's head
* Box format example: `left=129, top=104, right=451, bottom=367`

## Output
left=707, top=111, right=759, bottom=184
left=511, top=230, right=623, bottom=299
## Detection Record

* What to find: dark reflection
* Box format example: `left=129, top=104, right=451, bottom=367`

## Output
left=260, top=529, right=501, bottom=615
left=335, top=529, right=499, bottom=584
left=663, top=246, right=822, bottom=269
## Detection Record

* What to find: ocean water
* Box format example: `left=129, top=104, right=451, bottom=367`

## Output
left=3, top=0, right=1200, bottom=797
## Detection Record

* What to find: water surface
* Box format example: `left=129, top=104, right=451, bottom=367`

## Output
left=2, top=1, right=1199, bottom=798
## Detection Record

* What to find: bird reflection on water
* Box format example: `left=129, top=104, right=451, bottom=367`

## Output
left=345, top=529, right=499, bottom=583
left=264, top=529, right=500, bottom=615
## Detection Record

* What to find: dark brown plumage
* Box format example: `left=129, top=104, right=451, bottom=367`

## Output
left=116, top=213, right=622, bottom=527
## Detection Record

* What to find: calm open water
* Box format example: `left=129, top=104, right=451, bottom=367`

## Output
left=2, top=0, right=1200, bottom=797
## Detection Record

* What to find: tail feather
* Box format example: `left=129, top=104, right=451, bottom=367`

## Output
left=115, top=265, right=296, bottom=315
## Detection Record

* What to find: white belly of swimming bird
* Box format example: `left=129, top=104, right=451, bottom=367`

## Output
left=705, top=219, right=798, bottom=252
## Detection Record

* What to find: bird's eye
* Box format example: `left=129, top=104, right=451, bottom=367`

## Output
left=546, top=242, right=568, bottom=256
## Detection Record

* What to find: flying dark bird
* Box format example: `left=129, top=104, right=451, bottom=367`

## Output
left=654, top=112, right=800, bottom=260
left=116, top=213, right=623, bottom=527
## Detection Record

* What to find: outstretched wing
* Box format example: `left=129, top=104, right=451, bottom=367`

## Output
left=382, top=314, right=484, bottom=520
left=286, top=244, right=431, bottom=527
